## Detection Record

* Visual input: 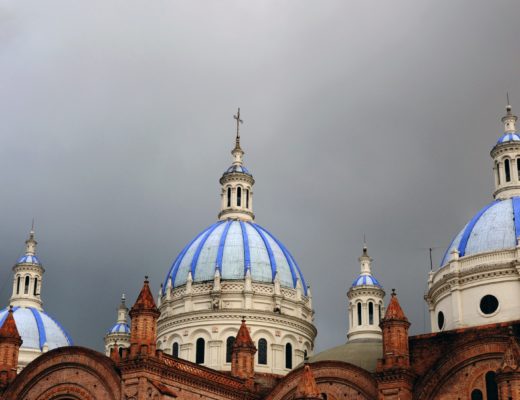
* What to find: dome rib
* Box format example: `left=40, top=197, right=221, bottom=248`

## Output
left=216, top=220, right=233, bottom=272
left=513, top=197, right=520, bottom=238
left=458, top=200, right=499, bottom=257
left=190, top=221, right=224, bottom=279
left=239, top=221, right=251, bottom=271
left=247, top=222, right=277, bottom=281
left=29, top=307, right=46, bottom=349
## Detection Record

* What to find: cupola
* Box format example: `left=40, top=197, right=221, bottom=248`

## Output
left=218, top=108, right=255, bottom=222
left=492, top=100, right=520, bottom=200
left=347, top=244, right=385, bottom=341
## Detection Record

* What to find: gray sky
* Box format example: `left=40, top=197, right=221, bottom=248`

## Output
left=1, top=0, right=520, bottom=352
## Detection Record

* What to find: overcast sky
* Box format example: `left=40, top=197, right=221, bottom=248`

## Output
left=1, top=1, right=520, bottom=353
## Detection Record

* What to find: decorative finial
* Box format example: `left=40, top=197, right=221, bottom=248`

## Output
left=233, top=107, right=243, bottom=145
left=241, top=316, right=246, bottom=323
left=144, top=276, right=149, bottom=283
left=121, top=293, right=126, bottom=303
left=391, top=288, right=396, bottom=296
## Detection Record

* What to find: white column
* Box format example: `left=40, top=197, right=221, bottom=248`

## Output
left=180, top=343, right=192, bottom=362
left=208, top=340, right=221, bottom=369
left=271, top=344, right=284, bottom=374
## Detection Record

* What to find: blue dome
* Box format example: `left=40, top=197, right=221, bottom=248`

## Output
left=497, top=132, right=520, bottom=144
left=163, top=220, right=307, bottom=295
left=441, top=197, right=520, bottom=266
left=0, top=306, right=72, bottom=350
left=224, top=165, right=251, bottom=175
left=351, top=274, right=381, bottom=288
left=108, top=322, right=130, bottom=334
left=17, top=255, right=41, bottom=265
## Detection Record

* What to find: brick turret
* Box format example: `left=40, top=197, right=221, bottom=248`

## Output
left=128, top=277, right=160, bottom=358
left=294, top=364, right=322, bottom=400
left=0, top=307, right=22, bottom=388
left=496, top=328, right=520, bottom=398
left=231, top=319, right=256, bottom=382
left=376, top=290, right=413, bottom=400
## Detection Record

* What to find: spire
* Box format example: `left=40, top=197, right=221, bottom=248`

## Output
left=233, top=318, right=255, bottom=350
left=129, top=277, right=159, bottom=316
left=294, top=364, right=322, bottom=400
left=117, top=294, right=128, bottom=324
left=232, top=107, right=244, bottom=165
left=231, top=318, right=256, bottom=381
left=0, top=307, right=21, bottom=341
left=502, top=95, right=518, bottom=133
left=25, top=225, right=37, bottom=257
left=359, top=241, right=372, bottom=275
left=384, top=289, right=408, bottom=321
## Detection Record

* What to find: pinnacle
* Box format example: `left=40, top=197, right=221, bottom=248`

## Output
left=0, top=307, right=21, bottom=340
left=294, top=364, right=321, bottom=399
left=384, top=290, right=408, bottom=321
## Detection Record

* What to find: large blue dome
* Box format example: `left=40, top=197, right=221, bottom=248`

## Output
left=441, top=197, right=520, bottom=266
left=163, top=220, right=307, bottom=295
left=0, top=306, right=72, bottom=350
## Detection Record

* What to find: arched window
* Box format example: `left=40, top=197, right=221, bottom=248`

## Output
left=505, top=159, right=511, bottom=182
left=227, top=187, right=231, bottom=207
left=497, top=163, right=501, bottom=185
left=285, top=343, right=293, bottom=369
left=357, top=302, right=362, bottom=325
left=471, top=389, right=483, bottom=400
left=378, top=302, right=382, bottom=323
left=172, top=342, right=179, bottom=358
left=485, top=371, right=498, bottom=400
left=237, top=187, right=242, bottom=207
left=369, top=302, right=374, bottom=325
left=258, top=338, right=267, bottom=365
left=226, top=336, right=235, bottom=363
left=33, top=278, right=38, bottom=295
left=196, top=338, right=205, bottom=364
left=118, top=347, right=123, bottom=358
left=16, top=276, right=20, bottom=295
left=517, top=158, right=520, bottom=181
left=24, top=276, right=30, bottom=294
left=246, top=189, right=250, bottom=209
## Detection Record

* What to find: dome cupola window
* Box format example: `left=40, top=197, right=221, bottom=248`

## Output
left=172, top=342, right=179, bottom=358
left=258, top=338, right=267, bottom=365
left=196, top=338, right=205, bottom=364
left=285, top=343, right=292, bottom=369
left=437, top=311, right=445, bottom=330
left=225, top=336, right=235, bottom=363
left=480, top=295, right=499, bottom=315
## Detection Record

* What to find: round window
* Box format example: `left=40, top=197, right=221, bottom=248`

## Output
left=437, top=311, right=445, bottom=330
left=480, top=295, right=499, bottom=315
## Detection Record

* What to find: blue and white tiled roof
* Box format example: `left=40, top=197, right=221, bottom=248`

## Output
left=441, top=197, right=520, bottom=266
left=224, top=165, right=251, bottom=175
left=17, top=255, right=41, bottom=265
left=0, top=306, right=72, bottom=350
left=163, top=220, right=307, bottom=295
left=108, top=322, right=130, bottom=334
left=497, top=132, right=520, bottom=144
left=351, top=274, right=382, bottom=288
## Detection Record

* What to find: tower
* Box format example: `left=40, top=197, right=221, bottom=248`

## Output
left=10, top=228, right=44, bottom=310
left=231, top=319, right=256, bottom=382
left=294, top=364, right=322, bottom=400
left=129, top=278, right=160, bottom=357
left=492, top=101, right=520, bottom=200
left=347, top=244, right=385, bottom=341
left=104, top=294, right=130, bottom=356
left=0, top=307, right=22, bottom=388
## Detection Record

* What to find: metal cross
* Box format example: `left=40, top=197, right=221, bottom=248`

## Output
left=233, top=108, right=243, bottom=138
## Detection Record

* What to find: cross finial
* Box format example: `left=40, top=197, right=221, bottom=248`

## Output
left=234, top=108, right=243, bottom=139
left=508, top=92, right=510, bottom=106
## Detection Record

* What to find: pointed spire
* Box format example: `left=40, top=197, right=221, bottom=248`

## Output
left=502, top=94, right=517, bottom=133
left=294, top=364, right=322, bottom=400
left=234, top=318, right=255, bottom=350
left=117, top=293, right=128, bottom=324
left=358, top=241, right=372, bottom=275
left=232, top=107, right=244, bottom=165
left=384, top=289, right=408, bottom=321
left=129, top=277, right=159, bottom=316
left=0, top=307, right=21, bottom=341
left=25, top=224, right=37, bottom=257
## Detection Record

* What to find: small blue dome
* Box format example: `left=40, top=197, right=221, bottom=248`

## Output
left=163, top=220, right=307, bottom=295
left=17, top=255, right=41, bottom=265
left=441, top=197, right=520, bottom=266
left=0, top=306, right=72, bottom=350
left=497, top=132, right=520, bottom=144
left=224, top=165, right=251, bottom=175
left=108, top=322, right=130, bottom=334
left=351, top=274, right=381, bottom=288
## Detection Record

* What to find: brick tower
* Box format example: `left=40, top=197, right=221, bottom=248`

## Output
left=128, top=277, right=160, bottom=357
left=496, top=329, right=520, bottom=398
left=0, top=307, right=22, bottom=388
left=376, top=290, right=414, bottom=400
left=294, top=364, right=322, bottom=400
left=231, top=319, right=256, bottom=381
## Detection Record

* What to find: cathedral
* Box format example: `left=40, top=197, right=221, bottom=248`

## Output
left=1, top=104, right=520, bottom=400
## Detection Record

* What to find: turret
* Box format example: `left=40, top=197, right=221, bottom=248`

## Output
left=492, top=100, right=520, bottom=200
left=129, top=277, right=160, bottom=358
left=231, top=319, right=256, bottom=382
left=10, top=228, right=45, bottom=310
left=0, top=307, right=22, bottom=388
left=218, top=108, right=255, bottom=221
left=294, top=364, right=322, bottom=400
left=347, top=243, right=385, bottom=341
left=104, top=294, right=131, bottom=356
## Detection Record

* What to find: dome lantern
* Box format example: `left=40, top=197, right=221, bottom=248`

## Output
left=492, top=99, right=520, bottom=200
left=218, top=108, right=255, bottom=222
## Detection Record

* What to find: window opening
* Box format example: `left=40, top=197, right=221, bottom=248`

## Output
left=258, top=338, right=267, bottom=365
left=369, top=302, right=374, bottom=325
left=34, top=278, right=38, bottom=295
left=227, top=187, right=231, bottom=207
left=172, top=342, right=179, bottom=358
left=506, top=159, right=511, bottom=182
left=196, top=338, right=205, bottom=364
left=16, top=277, right=20, bottom=295
left=285, top=343, right=292, bottom=369
left=237, top=187, right=242, bottom=207
left=24, top=276, right=30, bottom=294
left=246, top=189, right=250, bottom=208
left=486, top=371, right=498, bottom=400
left=226, top=336, right=235, bottom=363
left=357, top=302, right=362, bottom=325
